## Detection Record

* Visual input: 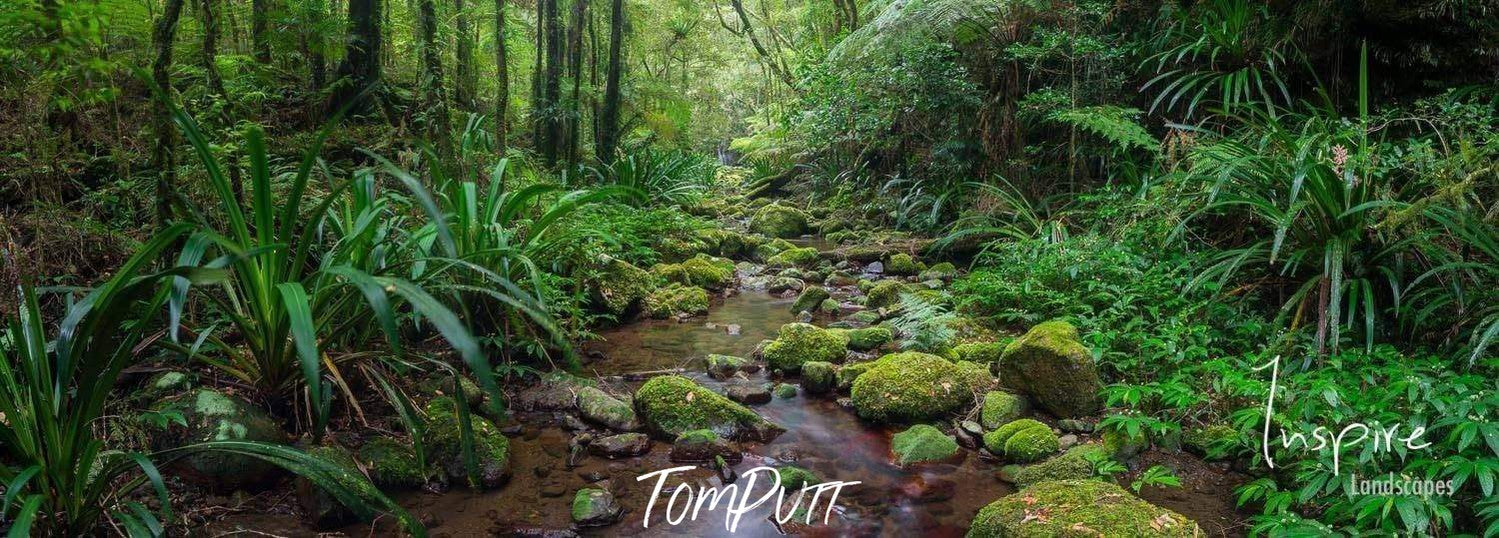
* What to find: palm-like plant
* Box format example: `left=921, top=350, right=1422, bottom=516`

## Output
left=164, top=105, right=493, bottom=437
left=587, top=147, right=708, bottom=206
left=1143, top=0, right=1296, bottom=119
left=0, top=230, right=421, bottom=536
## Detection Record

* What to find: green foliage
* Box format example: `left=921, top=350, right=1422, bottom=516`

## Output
left=1130, top=465, right=1183, bottom=493
left=588, top=147, right=712, bottom=207
left=1143, top=0, right=1295, bottom=118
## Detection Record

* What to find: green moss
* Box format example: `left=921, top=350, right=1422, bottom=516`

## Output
left=800, top=361, right=836, bottom=394
left=918, top=262, right=958, bottom=281
left=998, top=320, right=1102, bottom=418
left=844, top=327, right=893, bottom=351
left=790, top=286, right=831, bottom=313
left=762, top=323, right=847, bottom=372
left=587, top=256, right=655, bottom=316
left=1009, top=444, right=1107, bottom=489
left=953, top=342, right=1006, bottom=365
left=980, top=391, right=1026, bottom=430
left=1003, top=425, right=1060, bottom=463
left=749, top=204, right=810, bottom=238
left=955, top=360, right=995, bottom=391
left=1102, top=429, right=1148, bottom=460
left=885, top=253, right=923, bottom=275
left=634, top=375, right=784, bottom=441
left=1183, top=424, right=1237, bottom=459
left=705, top=354, right=750, bottom=379
left=652, top=254, right=736, bottom=290
left=865, top=280, right=908, bottom=308
left=850, top=352, right=971, bottom=423
left=643, top=284, right=711, bottom=319
left=849, top=310, right=882, bottom=324
left=773, top=383, right=799, bottom=399
left=890, top=424, right=959, bottom=465
left=424, top=397, right=511, bottom=488
left=162, top=389, right=287, bottom=489
left=967, top=480, right=1201, bottom=537
left=775, top=466, right=819, bottom=490
left=359, top=438, right=427, bottom=488
left=836, top=360, right=878, bottom=391
left=768, top=246, right=820, bottom=268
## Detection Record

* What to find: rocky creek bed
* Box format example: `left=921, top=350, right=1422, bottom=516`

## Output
left=321, top=238, right=1253, bottom=537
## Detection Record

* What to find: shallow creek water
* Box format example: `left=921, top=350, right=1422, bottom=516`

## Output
left=346, top=267, right=1248, bottom=537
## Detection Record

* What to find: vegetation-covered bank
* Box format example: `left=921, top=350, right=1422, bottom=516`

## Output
left=1, top=0, right=1496, bottom=535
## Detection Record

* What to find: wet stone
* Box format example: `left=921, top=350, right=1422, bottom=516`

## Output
left=588, top=433, right=651, bottom=458
left=570, top=488, right=622, bottom=527
left=725, top=383, right=773, bottom=405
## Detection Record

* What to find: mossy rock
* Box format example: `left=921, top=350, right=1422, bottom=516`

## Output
left=571, top=488, right=622, bottom=527
left=836, top=360, right=878, bottom=391
left=705, top=353, right=753, bottom=380
left=775, top=466, right=819, bottom=490
left=850, top=352, right=971, bottom=424
left=884, top=253, right=923, bottom=275
left=156, top=389, right=288, bottom=490
left=955, top=360, right=996, bottom=391
left=762, top=322, right=848, bottom=373
left=1008, top=444, right=1108, bottom=489
left=1102, top=429, right=1149, bottom=461
left=296, top=444, right=376, bottom=529
left=414, top=375, right=484, bottom=409
left=768, top=247, right=821, bottom=268
left=983, top=419, right=1058, bottom=463
left=800, top=361, right=837, bottom=394
left=865, top=280, right=907, bottom=309
left=359, top=438, right=427, bottom=488
left=652, top=254, right=736, bottom=290
left=966, top=480, right=1201, bottom=537
left=670, top=429, right=738, bottom=463
left=890, top=424, right=959, bottom=465
left=634, top=376, right=784, bottom=442
left=979, top=391, right=1027, bottom=430
left=424, top=397, right=511, bottom=489
left=586, top=256, right=655, bottom=317
left=749, top=204, right=811, bottom=238
left=754, top=238, right=798, bottom=262
left=643, top=284, right=710, bottom=319
left=790, top=286, right=832, bottom=314
left=998, top=321, right=1101, bottom=418
left=1183, top=424, right=1238, bottom=460
left=918, top=262, right=958, bottom=281
left=818, top=298, right=842, bottom=314
left=840, top=245, right=890, bottom=263
left=575, top=386, right=642, bottom=432
left=848, top=310, right=882, bottom=324
left=953, top=342, right=1006, bottom=365
left=843, top=327, right=893, bottom=351
left=133, top=370, right=193, bottom=402
left=773, top=383, right=799, bottom=399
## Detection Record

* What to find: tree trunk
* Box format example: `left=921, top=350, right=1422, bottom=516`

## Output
left=151, top=0, right=187, bottom=228
left=199, top=0, right=242, bottom=202
left=418, top=0, right=455, bottom=162
left=531, top=0, right=545, bottom=145
left=493, top=0, right=509, bottom=150
left=252, top=0, right=270, bottom=62
left=327, top=0, right=382, bottom=115
left=564, top=0, right=587, bottom=166
left=455, top=0, right=475, bottom=111
left=539, top=0, right=564, bottom=166
left=596, top=0, right=623, bottom=162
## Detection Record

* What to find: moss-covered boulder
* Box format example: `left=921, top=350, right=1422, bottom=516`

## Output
left=155, top=389, right=288, bottom=490
left=1102, top=429, right=1149, bottom=461
left=754, top=238, right=797, bottom=262
left=890, top=424, right=960, bottom=465
left=967, top=480, right=1201, bottom=537
left=643, top=284, right=710, bottom=319
left=790, top=286, right=832, bottom=314
left=670, top=429, right=739, bottom=463
left=978, top=391, right=1026, bottom=429
left=750, top=204, right=811, bottom=238
left=359, top=438, right=427, bottom=488
left=762, top=323, right=847, bottom=372
left=865, top=280, right=907, bottom=308
left=132, top=370, right=193, bottom=402
left=576, top=386, right=641, bottom=432
left=998, top=321, right=1101, bottom=418
left=425, top=397, right=510, bottom=489
left=983, top=419, right=1058, bottom=463
left=800, top=361, right=837, bottom=394
left=768, top=246, right=820, bottom=268
left=849, top=310, right=882, bottom=324
left=818, top=298, right=842, bottom=314
left=652, top=254, right=736, bottom=290
left=885, top=253, right=922, bottom=275
left=918, top=262, right=958, bottom=281
left=586, top=256, right=655, bottom=317
left=705, top=353, right=754, bottom=380
left=955, top=360, right=996, bottom=391
left=295, top=444, right=374, bottom=528
left=773, top=383, right=799, bottom=399
left=836, top=360, right=878, bottom=391
left=634, top=376, right=784, bottom=442
left=843, top=327, right=893, bottom=351
left=1006, top=444, right=1108, bottom=489
left=953, top=342, right=1006, bottom=366
left=775, top=466, right=819, bottom=490
left=572, top=488, right=622, bottom=527
left=850, top=352, right=971, bottom=423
